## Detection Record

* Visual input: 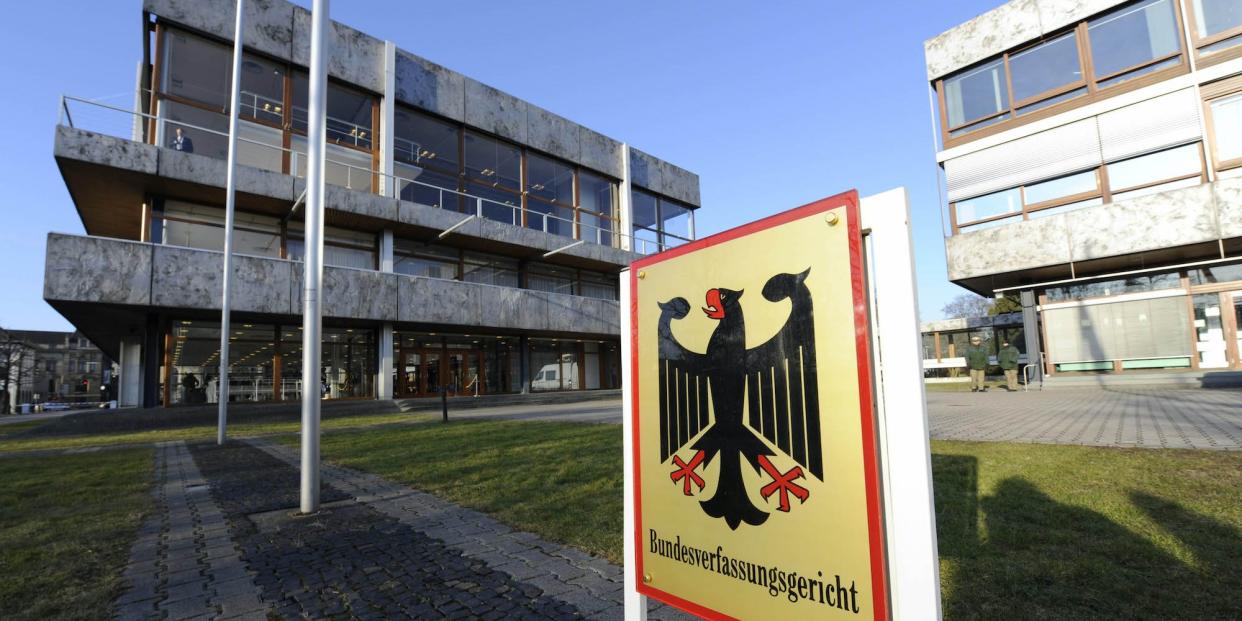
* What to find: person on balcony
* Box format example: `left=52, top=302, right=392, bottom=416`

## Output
left=171, top=127, right=194, bottom=153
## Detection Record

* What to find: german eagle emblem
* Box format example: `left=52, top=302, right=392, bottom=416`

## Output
left=657, top=268, right=822, bottom=530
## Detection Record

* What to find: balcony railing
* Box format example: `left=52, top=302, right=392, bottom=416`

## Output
left=59, top=93, right=671, bottom=255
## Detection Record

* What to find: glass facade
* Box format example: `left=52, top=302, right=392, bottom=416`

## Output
left=631, top=189, right=694, bottom=253
left=165, top=321, right=374, bottom=405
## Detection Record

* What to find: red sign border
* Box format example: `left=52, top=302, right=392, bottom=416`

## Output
left=628, top=189, right=889, bottom=621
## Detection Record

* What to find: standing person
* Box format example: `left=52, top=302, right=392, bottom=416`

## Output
left=171, top=127, right=194, bottom=153
left=998, top=340, right=1021, bottom=392
left=966, top=335, right=990, bottom=392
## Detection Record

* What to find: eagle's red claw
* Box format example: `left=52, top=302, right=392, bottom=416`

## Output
left=670, top=450, right=707, bottom=496
left=757, top=454, right=810, bottom=512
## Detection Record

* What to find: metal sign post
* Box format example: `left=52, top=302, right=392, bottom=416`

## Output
left=300, top=0, right=330, bottom=515
left=216, top=0, right=245, bottom=445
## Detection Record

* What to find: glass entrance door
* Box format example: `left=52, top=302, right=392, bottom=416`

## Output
left=1193, top=294, right=1229, bottom=368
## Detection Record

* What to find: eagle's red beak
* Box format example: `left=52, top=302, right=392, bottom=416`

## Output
left=703, top=289, right=725, bottom=319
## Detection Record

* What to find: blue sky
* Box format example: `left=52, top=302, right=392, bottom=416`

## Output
left=0, top=0, right=1001, bottom=331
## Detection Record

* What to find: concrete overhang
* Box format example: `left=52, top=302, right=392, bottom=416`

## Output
left=54, top=125, right=643, bottom=273
left=946, top=177, right=1242, bottom=295
left=44, top=233, right=621, bottom=357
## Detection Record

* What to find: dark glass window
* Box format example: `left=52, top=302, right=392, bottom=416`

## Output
left=579, top=172, right=615, bottom=246
left=528, top=263, right=577, bottom=295
left=526, top=154, right=574, bottom=205
left=1009, top=32, right=1082, bottom=103
left=239, top=55, right=285, bottom=125
left=632, top=190, right=658, bottom=230
left=462, top=252, right=519, bottom=287
left=400, top=169, right=460, bottom=210
left=162, top=29, right=230, bottom=108
left=468, top=182, right=521, bottom=225
left=1088, top=0, right=1181, bottom=82
left=464, top=132, right=520, bottom=191
left=292, top=73, right=374, bottom=149
left=394, top=108, right=460, bottom=172
left=394, top=241, right=458, bottom=280
left=1190, top=263, right=1242, bottom=285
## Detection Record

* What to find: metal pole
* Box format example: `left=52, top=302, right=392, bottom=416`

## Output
left=301, top=0, right=330, bottom=514
left=217, top=0, right=246, bottom=445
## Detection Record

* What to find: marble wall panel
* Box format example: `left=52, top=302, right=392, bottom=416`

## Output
left=55, top=126, right=158, bottom=174
left=393, top=51, right=466, bottom=123
left=946, top=215, right=1071, bottom=280
left=44, top=234, right=153, bottom=306
left=1067, top=184, right=1217, bottom=261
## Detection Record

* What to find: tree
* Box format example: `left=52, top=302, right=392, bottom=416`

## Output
left=988, top=295, right=1022, bottom=316
left=941, top=294, right=993, bottom=319
left=941, top=293, right=1024, bottom=319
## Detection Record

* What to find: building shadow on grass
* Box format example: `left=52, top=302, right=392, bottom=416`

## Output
left=932, top=455, right=1241, bottom=620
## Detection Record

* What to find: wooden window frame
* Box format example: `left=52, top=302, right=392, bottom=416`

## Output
left=1182, top=0, right=1242, bottom=54
left=1203, top=83, right=1242, bottom=173
left=936, top=0, right=1191, bottom=148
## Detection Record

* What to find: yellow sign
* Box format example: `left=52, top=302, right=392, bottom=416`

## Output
left=629, top=191, right=888, bottom=620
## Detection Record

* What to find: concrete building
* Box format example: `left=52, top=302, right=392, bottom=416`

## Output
left=926, top=0, right=1242, bottom=378
left=45, top=0, right=700, bottom=408
left=4, top=330, right=114, bottom=406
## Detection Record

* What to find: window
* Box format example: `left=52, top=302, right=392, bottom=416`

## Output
left=580, top=272, right=618, bottom=300
left=579, top=172, right=616, bottom=246
left=528, top=263, right=577, bottom=295
left=464, top=132, right=521, bottom=191
left=162, top=29, right=231, bottom=108
left=938, top=0, right=1186, bottom=141
left=1190, top=263, right=1242, bottom=285
left=1087, top=0, right=1181, bottom=86
left=1009, top=32, right=1083, bottom=106
left=1024, top=170, right=1098, bottom=207
left=394, top=241, right=458, bottom=280
left=287, top=224, right=376, bottom=270
left=630, top=189, right=694, bottom=252
left=153, top=201, right=282, bottom=258
left=395, top=108, right=460, bottom=171
left=955, top=188, right=1022, bottom=225
left=1209, top=93, right=1242, bottom=169
left=1044, top=271, right=1180, bottom=300
left=1189, top=0, right=1242, bottom=53
left=944, top=58, right=1009, bottom=133
left=1107, top=143, right=1202, bottom=189
left=239, top=55, right=286, bottom=125
left=292, top=73, right=374, bottom=150
left=526, top=154, right=576, bottom=238
left=462, top=252, right=519, bottom=288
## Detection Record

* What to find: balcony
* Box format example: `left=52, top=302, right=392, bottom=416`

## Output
left=56, top=94, right=665, bottom=261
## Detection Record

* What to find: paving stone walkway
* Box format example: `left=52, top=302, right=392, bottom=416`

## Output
left=115, top=438, right=692, bottom=620
left=245, top=439, right=691, bottom=621
left=927, top=387, right=1242, bottom=450
left=113, top=442, right=266, bottom=620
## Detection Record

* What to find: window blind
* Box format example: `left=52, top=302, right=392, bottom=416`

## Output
left=1043, top=296, right=1191, bottom=363
left=1096, top=88, right=1201, bottom=162
left=945, top=118, right=1102, bottom=202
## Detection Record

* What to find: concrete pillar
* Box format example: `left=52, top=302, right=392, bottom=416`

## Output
left=378, top=323, right=394, bottom=399
left=142, top=315, right=161, bottom=408
left=519, top=335, right=531, bottom=394
left=1020, top=290, right=1043, bottom=384
left=379, top=41, right=397, bottom=197
left=377, top=229, right=395, bottom=400
left=119, top=339, right=142, bottom=407
left=618, top=144, right=633, bottom=252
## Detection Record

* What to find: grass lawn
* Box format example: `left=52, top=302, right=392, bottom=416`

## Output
left=0, top=448, right=154, bottom=621
left=0, top=411, right=426, bottom=454
left=283, top=420, right=625, bottom=563
left=302, top=420, right=1242, bottom=620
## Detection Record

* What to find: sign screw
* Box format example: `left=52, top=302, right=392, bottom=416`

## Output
left=826, top=213, right=839, bottom=226
left=638, top=271, right=647, bottom=280
left=643, top=573, right=653, bottom=583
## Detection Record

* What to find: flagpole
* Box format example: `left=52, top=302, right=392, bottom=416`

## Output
left=301, top=0, right=329, bottom=514
left=217, top=0, right=246, bottom=445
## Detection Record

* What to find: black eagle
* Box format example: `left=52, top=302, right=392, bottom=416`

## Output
left=656, top=268, right=822, bottom=530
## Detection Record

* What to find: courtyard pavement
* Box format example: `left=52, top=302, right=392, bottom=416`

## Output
left=926, top=387, right=1242, bottom=450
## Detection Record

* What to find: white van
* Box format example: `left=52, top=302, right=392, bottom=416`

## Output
left=531, top=363, right=578, bottom=391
